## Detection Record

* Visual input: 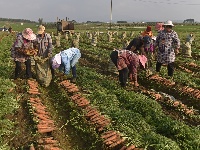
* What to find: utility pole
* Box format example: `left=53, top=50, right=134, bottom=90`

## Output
left=110, top=0, right=112, bottom=30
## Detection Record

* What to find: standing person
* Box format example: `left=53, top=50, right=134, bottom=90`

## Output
left=52, top=47, right=81, bottom=83
left=110, top=36, right=148, bottom=87
left=11, top=28, right=36, bottom=79
left=35, top=25, right=53, bottom=58
left=34, top=25, right=54, bottom=86
left=140, top=26, right=155, bottom=76
left=154, top=20, right=180, bottom=78
left=141, top=25, right=153, bottom=37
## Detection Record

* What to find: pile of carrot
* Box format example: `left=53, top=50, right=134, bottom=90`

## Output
left=27, top=79, right=40, bottom=95
left=37, top=137, right=60, bottom=150
left=180, top=86, right=200, bottom=99
left=141, top=89, right=195, bottom=115
left=59, top=79, right=144, bottom=149
left=83, top=105, right=110, bottom=131
left=149, top=75, right=200, bottom=99
left=149, top=74, right=175, bottom=86
left=29, top=97, right=55, bottom=134
left=101, top=130, right=143, bottom=150
left=27, top=79, right=61, bottom=150
left=60, top=80, right=79, bottom=93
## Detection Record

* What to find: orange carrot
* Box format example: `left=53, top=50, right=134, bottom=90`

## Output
left=101, top=131, right=117, bottom=139
left=126, top=145, right=136, bottom=150
left=103, top=134, right=118, bottom=143
left=109, top=138, right=125, bottom=148
left=38, top=128, right=54, bottom=133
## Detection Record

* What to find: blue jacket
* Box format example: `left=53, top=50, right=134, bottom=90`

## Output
left=59, top=48, right=81, bottom=74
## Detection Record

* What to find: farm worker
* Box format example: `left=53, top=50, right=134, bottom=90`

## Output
left=110, top=36, right=148, bottom=87
left=154, top=20, right=180, bottom=78
left=11, top=28, right=36, bottom=79
left=52, top=47, right=81, bottom=83
left=140, top=34, right=155, bottom=76
left=32, top=25, right=54, bottom=86
left=182, top=33, right=195, bottom=57
left=34, top=25, right=54, bottom=75
left=35, top=25, right=53, bottom=58
left=141, top=26, right=153, bottom=37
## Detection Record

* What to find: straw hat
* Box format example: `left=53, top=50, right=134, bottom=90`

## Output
left=22, top=28, right=36, bottom=40
left=37, top=25, right=45, bottom=34
left=163, top=20, right=174, bottom=26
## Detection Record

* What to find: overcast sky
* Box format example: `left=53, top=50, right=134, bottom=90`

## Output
left=0, top=0, right=200, bottom=23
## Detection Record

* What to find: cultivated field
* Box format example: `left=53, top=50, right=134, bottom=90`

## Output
left=0, top=21, right=200, bottom=150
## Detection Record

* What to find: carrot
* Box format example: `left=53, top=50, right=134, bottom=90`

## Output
left=87, top=108, right=98, bottom=114
left=44, top=139, right=58, bottom=144
left=97, top=119, right=110, bottom=126
left=103, top=134, right=118, bottom=143
left=71, top=93, right=82, bottom=101
left=126, top=145, right=136, bottom=150
left=29, top=88, right=39, bottom=92
left=90, top=112, right=101, bottom=120
left=101, top=131, right=117, bottom=139
left=77, top=102, right=89, bottom=107
left=38, top=128, right=54, bottom=133
left=28, top=91, right=40, bottom=95
left=91, top=115, right=105, bottom=122
left=68, top=87, right=79, bottom=93
left=37, top=115, right=50, bottom=121
left=108, top=138, right=125, bottom=148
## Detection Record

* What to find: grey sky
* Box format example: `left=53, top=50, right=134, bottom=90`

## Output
left=0, top=0, right=200, bottom=23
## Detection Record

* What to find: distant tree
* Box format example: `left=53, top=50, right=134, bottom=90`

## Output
left=38, top=18, right=43, bottom=25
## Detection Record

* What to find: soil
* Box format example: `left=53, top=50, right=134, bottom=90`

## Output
left=4, top=54, right=199, bottom=149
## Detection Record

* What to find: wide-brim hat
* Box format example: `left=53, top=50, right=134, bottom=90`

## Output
left=163, top=20, right=174, bottom=26
left=37, top=25, right=45, bottom=34
left=22, top=28, right=36, bottom=40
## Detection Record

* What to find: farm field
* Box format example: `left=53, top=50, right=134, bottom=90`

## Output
left=0, top=21, right=200, bottom=150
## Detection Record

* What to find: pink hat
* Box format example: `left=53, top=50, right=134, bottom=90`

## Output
left=138, top=55, right=147, bottom=68
left=22, top=28, right=36, bottom=40
left=52, top=52, right=61, bottom=69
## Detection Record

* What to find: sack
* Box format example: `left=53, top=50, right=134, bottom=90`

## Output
left=34, top=56, right=52, bottom=87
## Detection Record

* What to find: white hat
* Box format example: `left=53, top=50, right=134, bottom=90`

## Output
left=51, top=52, right=61, bottom=69
left=163, top=20, right=174, bottom=26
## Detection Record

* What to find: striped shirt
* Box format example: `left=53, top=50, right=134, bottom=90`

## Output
left=35, top=33, right=53, bottom=58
